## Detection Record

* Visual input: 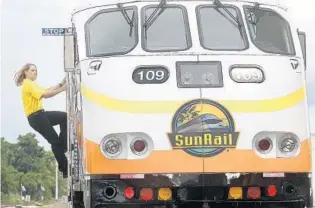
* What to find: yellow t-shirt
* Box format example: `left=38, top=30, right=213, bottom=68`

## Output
left=22, top=79, right=46, bottom=116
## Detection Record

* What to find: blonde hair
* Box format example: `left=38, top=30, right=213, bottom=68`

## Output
left=14, top=63, right=35, bottom=86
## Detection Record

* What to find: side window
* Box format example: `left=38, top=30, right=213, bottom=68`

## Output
left=298, top=30, right=306, bottom=69
left=244, top=7, right=295, bottom=55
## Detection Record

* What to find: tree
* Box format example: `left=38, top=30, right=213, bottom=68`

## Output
left=1, top=166, right=21, bottom=194
left=13, top=133, right=46, bottom=173
left=1, top=134, right=67, bottom=204
left=1, top=137, right=18, bottom=167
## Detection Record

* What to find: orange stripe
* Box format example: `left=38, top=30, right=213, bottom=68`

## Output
left=83, top=138, right=311, bottom=174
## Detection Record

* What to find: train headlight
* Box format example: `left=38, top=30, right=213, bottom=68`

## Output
left=100, top=132, right=154, bottom=159
left=253, top=131, right=300, bottom=158
left=278, top=134, right=299, bottom=156
left=176, top=61, right=223, bottom=88
left=182, top=72, right=193, bottom=85
left=202, top=72, right=213, bottom=84
left=100, top=137, right=122, bottom=158
left=230, top=65, right=264, bottom=83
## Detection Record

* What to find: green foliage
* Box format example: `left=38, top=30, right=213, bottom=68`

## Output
left=1, top=194, right=22, bottom=205
left=1, top=134, right=67, bottom=205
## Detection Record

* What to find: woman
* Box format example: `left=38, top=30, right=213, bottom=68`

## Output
left=14, top=63, right=68, bottom=178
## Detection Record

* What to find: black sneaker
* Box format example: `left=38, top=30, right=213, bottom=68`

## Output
left=63, top=171, right=68, bottom=178
left=60, top=167, right=68, bottom=178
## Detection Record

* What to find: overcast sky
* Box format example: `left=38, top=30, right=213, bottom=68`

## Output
left=1, top=0, right=315, bottom=150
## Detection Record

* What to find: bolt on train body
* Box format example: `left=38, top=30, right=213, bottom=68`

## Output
left=62, top=0, right=312, bottom=207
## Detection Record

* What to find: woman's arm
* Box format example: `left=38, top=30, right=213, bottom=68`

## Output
left=42, top=84, right=66, bottom=99
left=46, top=77, right=66, bottom=91
left=46, top=83, right=62, bottom=91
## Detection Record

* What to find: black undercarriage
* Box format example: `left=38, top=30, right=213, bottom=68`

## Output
left=72, top=173, right=313, bottom=208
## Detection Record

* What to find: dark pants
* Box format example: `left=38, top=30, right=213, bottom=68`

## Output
left=28, top=110, right=68, bottom=173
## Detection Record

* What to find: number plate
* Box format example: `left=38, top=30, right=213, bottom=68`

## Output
left=132, top=66, right=170, bottom=84
left=120, top=174, right=145, bottom=179
left=263, top=173, right=285, bottom=178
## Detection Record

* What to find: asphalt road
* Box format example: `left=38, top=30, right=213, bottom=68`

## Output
left=47, top=200, right=68, bottom=208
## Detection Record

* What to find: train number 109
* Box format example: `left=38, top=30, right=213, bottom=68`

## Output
left=132, top=66, right=169, bottom=84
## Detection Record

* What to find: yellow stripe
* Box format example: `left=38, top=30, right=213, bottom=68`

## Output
left=81, top=85, right=305, bottom=113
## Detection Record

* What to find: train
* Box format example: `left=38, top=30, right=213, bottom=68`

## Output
left=61, top=0, right=312, bottom=207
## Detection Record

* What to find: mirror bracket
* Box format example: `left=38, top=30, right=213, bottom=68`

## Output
left=297, top=29, right=307, bottom=70
left=64, top=30, right=75, bottom=72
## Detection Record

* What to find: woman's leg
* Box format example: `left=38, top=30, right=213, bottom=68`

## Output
left=45, top=111, right=68, bottom=153
left=28, top=112, right=68, bottom=174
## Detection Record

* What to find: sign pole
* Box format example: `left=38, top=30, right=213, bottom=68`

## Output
left=42, top=26, right=73, bottom=203
left=56, top=160, right=59, bottom=200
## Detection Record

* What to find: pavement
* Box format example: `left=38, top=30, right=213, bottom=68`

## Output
left=46, top=200, right=68, bottom=208
left=0, top=199, right=69, bottom=208
left=45, top=199, right=68, bottom=208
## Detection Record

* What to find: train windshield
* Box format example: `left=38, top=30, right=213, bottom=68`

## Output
left=142, top=5, right=191, bottom=52
left=85, top=6, right=138, bottom=56
left=196, top=5, right=248, bottom=50
left=84, top=4, right=296, bottom=56
left=244, top=6, right=295, bottom=55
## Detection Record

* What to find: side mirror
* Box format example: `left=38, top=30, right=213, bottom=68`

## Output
left=64, top=31, right=75, bottom=72
left=297, top=30, right=306, bottom=69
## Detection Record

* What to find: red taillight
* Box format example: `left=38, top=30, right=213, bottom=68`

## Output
left=134, top=140, right=146, bottom=152
left=124, top=187, right=135, bottom=200
left=131, top=138, right=148, bottom=155
left=267, top=185, right=277, bottom=197
left=140, top=188, right=153, bottom=201
left=258, top=138, right=271, bottom=151
left=247, top=187, right=261, bottom=199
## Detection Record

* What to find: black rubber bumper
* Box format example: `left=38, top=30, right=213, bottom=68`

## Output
left=88, top=173, right=312, bottom=208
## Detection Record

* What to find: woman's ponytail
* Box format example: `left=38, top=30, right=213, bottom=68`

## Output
left=14, top=63, right=34, bottom=86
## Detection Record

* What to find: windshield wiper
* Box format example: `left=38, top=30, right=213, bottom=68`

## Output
left=213, top=0, right=242, bottom=28
left=213, top=0, right=244, bottom=38
left=143, top=0, right=166, bottom=32
left=117, top=3, right=135, bottom=37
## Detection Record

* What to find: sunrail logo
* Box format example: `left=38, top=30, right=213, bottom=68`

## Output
left=167, top=99, right=240, bottom=157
